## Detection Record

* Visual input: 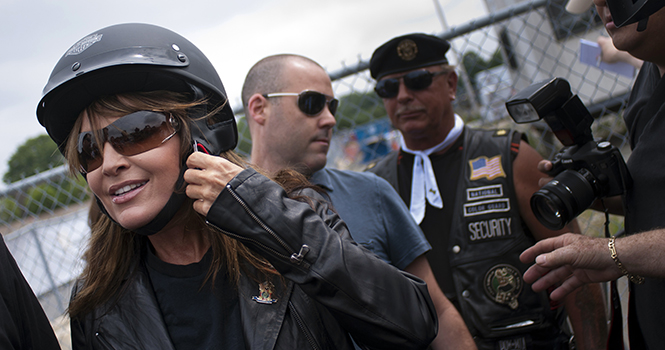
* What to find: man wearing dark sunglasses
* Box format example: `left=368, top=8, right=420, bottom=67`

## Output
left=242, top=54, right=476, bottom=350
left=366, top=33, right=607, bottom=350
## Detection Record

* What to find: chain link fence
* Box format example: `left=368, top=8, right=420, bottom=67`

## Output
left=1, top=0, right=637, bottom=348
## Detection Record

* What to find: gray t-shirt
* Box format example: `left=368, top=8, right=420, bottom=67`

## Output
left=310, top=168, right=430, bottom=270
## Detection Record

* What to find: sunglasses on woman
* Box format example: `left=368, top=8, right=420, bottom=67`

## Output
left=77, top=110, right=179, bottom=173
left=263, top=90, right=339, bottom=117
left=374, top=70, right=449, bottom=99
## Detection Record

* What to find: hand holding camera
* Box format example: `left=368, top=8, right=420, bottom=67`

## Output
left=535, top=160, right=555, bottom=187
left=506, top=78, right=632, bottom=230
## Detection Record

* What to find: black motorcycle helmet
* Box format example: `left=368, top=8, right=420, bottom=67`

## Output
left=36, top=23, right=238, bottom=235
left=37, top=22, right=237, bottom=156
left=607, top=0, right=665, bottom=30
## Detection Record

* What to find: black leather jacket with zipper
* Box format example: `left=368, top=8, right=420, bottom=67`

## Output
left=70, top=168, right=438, bottom=350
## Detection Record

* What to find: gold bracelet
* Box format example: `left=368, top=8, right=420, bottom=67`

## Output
left=608, top=236, right=644, bottom=284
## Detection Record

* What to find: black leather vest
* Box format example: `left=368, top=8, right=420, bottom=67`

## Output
left=369, top=128, right=564, bottom=350
left=449, top=129, right=560, bottom=346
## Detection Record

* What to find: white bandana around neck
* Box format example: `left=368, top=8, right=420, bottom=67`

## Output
left=399, top=114, right=465, bottom=224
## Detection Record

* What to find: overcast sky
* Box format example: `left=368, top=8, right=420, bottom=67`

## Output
left=0, top=0, right=488, bottom=187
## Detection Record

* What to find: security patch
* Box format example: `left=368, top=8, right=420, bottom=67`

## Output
left=463, top=198, right=510, bottom=217
left=468, top=217, right=512, bottom=242
left=466, top=184, right=503, bottom=201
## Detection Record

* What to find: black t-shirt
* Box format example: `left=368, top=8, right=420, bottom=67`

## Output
left=624, top=61, right=665, bottom=234
left=397, top=133, right=465, bottom=302
left=622, top=61, right=665, bottom=350
left=145, top=245, right=245, bottom=350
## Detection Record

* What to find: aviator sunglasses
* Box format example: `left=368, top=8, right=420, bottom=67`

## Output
left=77, top=110, right=179, bottom=173
left=263, top=90, right=339, bottom=117
left=374, top=70, right=449, bottom=99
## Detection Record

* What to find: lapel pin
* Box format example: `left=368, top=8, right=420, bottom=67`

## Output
left=252, top=281, right=278, bottom=304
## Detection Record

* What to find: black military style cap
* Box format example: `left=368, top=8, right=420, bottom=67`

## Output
left=369, top=33, right=451, bottom=80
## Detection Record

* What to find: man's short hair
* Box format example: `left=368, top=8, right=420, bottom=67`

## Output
left=241, top=54, right=325, bottom=110
left=370, top=33, right=451, bottom=80
left=241, top=55, right=287, bottom=110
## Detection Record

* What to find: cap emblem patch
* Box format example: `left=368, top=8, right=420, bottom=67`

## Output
left=397, top=39, right=418, bottom=61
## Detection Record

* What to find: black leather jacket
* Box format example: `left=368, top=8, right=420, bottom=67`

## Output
left=70, top=169, right=437, bottom=350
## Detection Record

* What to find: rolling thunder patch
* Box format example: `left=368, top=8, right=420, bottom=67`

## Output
left=484, top=264, right=523, bottom=310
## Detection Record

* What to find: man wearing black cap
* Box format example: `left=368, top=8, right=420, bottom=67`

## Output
left=367, top=33, right=607, bottom=350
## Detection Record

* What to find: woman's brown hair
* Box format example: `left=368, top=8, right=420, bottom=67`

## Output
left=66, top=91, right=298, bottom=318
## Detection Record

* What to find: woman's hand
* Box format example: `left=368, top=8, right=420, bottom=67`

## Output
left=184, top=152, right=243, bottom=216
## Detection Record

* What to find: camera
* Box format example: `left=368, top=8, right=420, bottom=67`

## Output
left=505, top=78, right=632, bottom=230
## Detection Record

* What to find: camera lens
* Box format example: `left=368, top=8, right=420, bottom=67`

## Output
left=531, top=169, right=597, bottom=230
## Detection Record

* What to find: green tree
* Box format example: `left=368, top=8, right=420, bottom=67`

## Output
left=235, top=116, right=252, bottom=157
left=459, top=48, right=505, bottom=108
left=462, top=48, right=505, bottom=77
left=462, top=51, right=488, bottom=78
left=488, top=48, right=505, bottom=68
left=3, top=134, right=64, bottom=184
left=336, top=92, right=387, bottom=130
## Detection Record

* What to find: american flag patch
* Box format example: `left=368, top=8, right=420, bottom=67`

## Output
left=468, top=155, right=506, bottom=181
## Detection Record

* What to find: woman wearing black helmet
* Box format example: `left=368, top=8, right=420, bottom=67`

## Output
left=37, top=23, right=437, bottom=350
